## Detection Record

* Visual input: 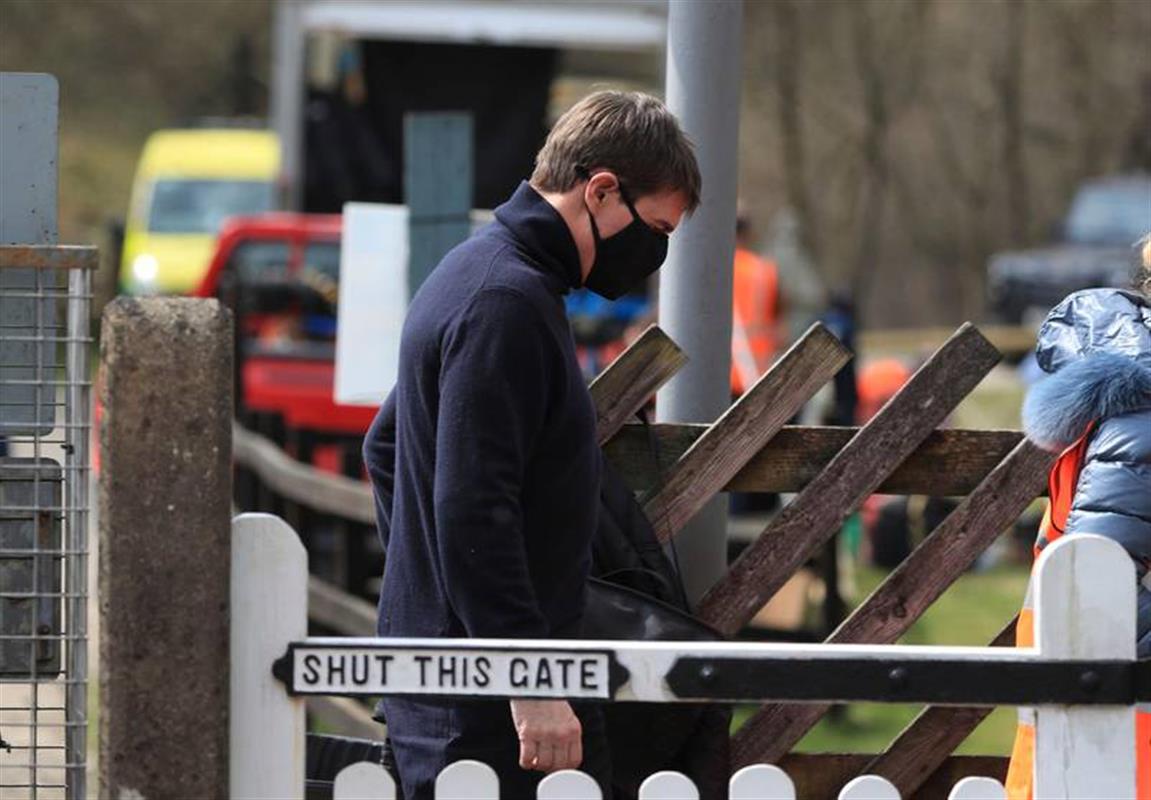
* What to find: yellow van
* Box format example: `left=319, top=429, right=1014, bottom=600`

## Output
left=120, top=128, right=280, bottom=295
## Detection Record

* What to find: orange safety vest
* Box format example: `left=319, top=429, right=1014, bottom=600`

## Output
left=730, top=248, right=780, bottom=396
left=1005, top=424, right=1151, bottom=798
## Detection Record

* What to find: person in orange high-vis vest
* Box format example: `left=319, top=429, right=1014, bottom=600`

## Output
left=730, top=214, right=781, bottom=397
left=1004, top=271, right=1151, bottom=798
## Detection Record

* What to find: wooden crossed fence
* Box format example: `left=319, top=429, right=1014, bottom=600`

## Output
left=233, top=320, right=1054, bottom=797
left=591, top=322, right=1051, bottom=793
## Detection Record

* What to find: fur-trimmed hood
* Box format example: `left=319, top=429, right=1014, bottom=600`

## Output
left=1023, top=288, right=1151, bottom=451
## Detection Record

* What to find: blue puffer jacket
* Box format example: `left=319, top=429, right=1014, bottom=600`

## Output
left=1022, top=288, right=1151, bottom=654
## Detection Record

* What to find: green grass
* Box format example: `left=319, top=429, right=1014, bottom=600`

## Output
left=953, top=367, right=1026, bottom=431
left=732, top=563, right=1030, bottom=755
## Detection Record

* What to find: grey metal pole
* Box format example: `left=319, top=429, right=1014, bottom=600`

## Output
left=270, top=0, right=305, bottom=209
left=658, top=0, right=743, bottom=605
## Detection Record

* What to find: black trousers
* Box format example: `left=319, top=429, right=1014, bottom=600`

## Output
left=380, top=697, right=612, bottom=800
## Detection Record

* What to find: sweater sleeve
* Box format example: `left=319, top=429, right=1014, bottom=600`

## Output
left=433, top=289, right=555, bottom=639
left=363, top=389, right=398, bottom=552
left=1064, top=410, right=1151, bottom=565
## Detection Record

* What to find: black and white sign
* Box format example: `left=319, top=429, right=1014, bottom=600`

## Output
left=279, top=645, right=614, bottom=700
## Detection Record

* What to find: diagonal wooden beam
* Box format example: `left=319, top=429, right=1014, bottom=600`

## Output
left=828, top=443, right=1047, bottom=646
left=588, top=325, right=687, bottom=445
left=604, top=425, right=1026, bottom=496
left=730, top=441, right=1051, bottom=765
left=642, top=323, right=850, bottom=543
left=862, top=618, right=1019, bottom=796
left=697, top=323, right=1001, bottom=637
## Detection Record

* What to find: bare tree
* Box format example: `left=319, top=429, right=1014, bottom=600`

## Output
left=771, top=0, right=820, bottom=263
left=848, top=0, right=933, bottom=320
left=997, top=0, right=1030, bottom=243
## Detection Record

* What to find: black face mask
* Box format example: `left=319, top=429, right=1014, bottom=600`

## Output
left=583, top=184, right=669, bottom=301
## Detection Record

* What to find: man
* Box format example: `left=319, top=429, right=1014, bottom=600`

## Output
left=363, top=91, right=700, bottom=798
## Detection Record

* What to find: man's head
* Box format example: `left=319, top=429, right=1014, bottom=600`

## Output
left=530, top=91, right=700, bottom=295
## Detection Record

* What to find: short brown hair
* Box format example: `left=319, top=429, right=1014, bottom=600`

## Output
left=531, top=91, right=701, bottom=211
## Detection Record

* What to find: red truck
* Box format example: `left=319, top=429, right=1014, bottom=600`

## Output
left=193, top=213, right=377, bottom=472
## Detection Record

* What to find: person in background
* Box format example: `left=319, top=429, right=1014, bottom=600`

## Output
left=1005, top=236, right=1151, bottom=799
left=730, top=211, right=782, bottom=397
left=818, top=291, right=858, bottom=427
left=728, top=212, right=783, bottom=518
left=362, top=91, right=700, bottom=800
left=855, top=357, right=912, bottom=424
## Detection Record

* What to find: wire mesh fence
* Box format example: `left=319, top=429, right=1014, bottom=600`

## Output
left=1, top=246, right=94, bottom=800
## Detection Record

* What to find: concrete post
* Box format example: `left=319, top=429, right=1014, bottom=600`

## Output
left=657, top=0, right=743, bottom=604
left=99, top=297, right=233, bottom=799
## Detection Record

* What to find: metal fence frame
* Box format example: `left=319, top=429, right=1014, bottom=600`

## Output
left=1, top=245, right=95, bottom=800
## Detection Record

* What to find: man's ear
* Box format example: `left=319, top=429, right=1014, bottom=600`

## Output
left=586, top=171, right=619, bottom=207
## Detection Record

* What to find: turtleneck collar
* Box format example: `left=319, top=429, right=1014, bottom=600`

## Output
left=493, top=181, right=583, bottom=293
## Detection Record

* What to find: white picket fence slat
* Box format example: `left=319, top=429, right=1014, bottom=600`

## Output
left=947, top=776, right=1007, bottom=800
left=537, top=769, right=603, bottom=799
left=1033, top=534, right=1136, bottom=798
left=435, top=760, right=500, bottom=799
left=839, top=774, right=901, bottom=800
left=231, top=518, right=1139, bottom=800
left=729, top=764, right=795, bottom=799
left=230, top=514, right=308, bottom=800
left=332, top=761, right=396, bottom=799
left=638, top=771, right=699, bottom=800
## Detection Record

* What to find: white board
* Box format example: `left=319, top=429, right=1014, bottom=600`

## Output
left=334, top=202, right=409, bottom=406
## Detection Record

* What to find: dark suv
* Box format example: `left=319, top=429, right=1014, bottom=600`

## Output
left=988, top=174, right=1151, bottom=325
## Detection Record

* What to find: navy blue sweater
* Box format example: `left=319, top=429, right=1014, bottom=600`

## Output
left=363, top=182, right=601, bottom=641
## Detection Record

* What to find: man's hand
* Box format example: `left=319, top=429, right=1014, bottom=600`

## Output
left=509, top=699, right=583, bottom=773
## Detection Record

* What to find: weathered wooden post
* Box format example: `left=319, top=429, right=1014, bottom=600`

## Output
left=99, top=297, right=233, bottom=798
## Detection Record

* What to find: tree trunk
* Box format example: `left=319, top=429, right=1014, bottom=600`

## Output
left=772, top=0, right=820, bottom=263
left=999, top=0, right=1030, bottom=243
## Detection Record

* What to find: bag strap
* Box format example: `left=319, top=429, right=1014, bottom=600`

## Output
left=638, top=405, right=691, bottom=610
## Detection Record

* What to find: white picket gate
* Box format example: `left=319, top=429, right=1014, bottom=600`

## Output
left=230, top=513, right=1141, bottom=800
left=322, top=759, right=1011, bottom=799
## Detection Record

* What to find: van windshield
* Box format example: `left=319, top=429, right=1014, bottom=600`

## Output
left=148, top=179, right=274, bottom=234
